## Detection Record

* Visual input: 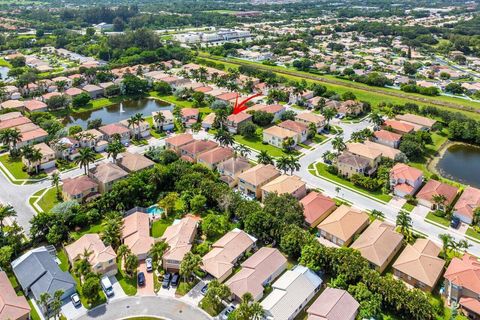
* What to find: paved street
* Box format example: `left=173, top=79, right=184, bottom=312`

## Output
left=76, top=296, right=212, bottom=320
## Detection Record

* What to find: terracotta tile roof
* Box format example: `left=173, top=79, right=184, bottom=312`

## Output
left=363, top=141, right=401, bottom=160
left=374, top=129, right=402, bottom=142
left=0, top=271, right=30, bottom=320
left=384, top=120, right=414, bottom=134
left=24, top=100, right=47, bottom=112
left=202, top=113, right=216, bottom=126
left=194, top=86, right=213, bottom=93
left=416, top=179, right=458, bottom=205
left=180, top=140, right=218, bottom=155
left=65, top=234, right=116, bottom=267
left=317, top=205, right=369, bottom=242
left=122, top=211, right=154, bottom=256
left=117, top=152, right=155, bottom=172
left=20, top=128, right=48, bottom=142
left=165, top=133, right=194, bottom=147
left=0, top=100, right=24, bottom=109
left=64, top=87, right=84, bottom=96
left=278, top=120, right=307, bottom=134
left=216, top=92, right=238, bottom=101
left=460, top=297, right=480, bottom=315
left=395, top=114, right=436, bottom=128
left=454, top=186, right=480, bottom=221
left=444, top=254, right=480, bottom=295
left=261, top=175, right=305, bottom=196
left=181, top=108, right=199, bottom=118
left=227, top=112, right=252, bottom=124
left=99, top=123, right=130, bottom=136
left=351, top=220, right=403, bottom=268
left=346, top=142, right=382, bottom=160
left=161, top=215, right=199, bottom=263
left=295, top=112, right=325, bottom=124
left=89, top=162, right=128, bottom=183
left=62, top=175, right=98, bottom=196
left=238, top=164, right=280, bottom=186
left=263, top=125, right=297, bottom=139
left=197, top=146, right=234, bottom=165
left=82, top=84, right=103, bottom=92
left=307, top=287, right=359, bottom=320
left=0, top=116, right=31, bottom=130
left=393, top=239, right=445, bottom=288
left=337, top=152, right=370, bottom=168
left=390, top=163, right=423, bottom=181
left=300, top=191, right=336, bottom=226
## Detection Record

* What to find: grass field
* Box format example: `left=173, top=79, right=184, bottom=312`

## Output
left=117, top=260, right=137, bottom=296
left=0, top=58, right=12, bottom=67
left=425, top=212, right=450, bottom=228
left=0, top=154, right=47, bottom=181
left=70, top=223, right=104, bottom=241
left=151, top=217, right=174, bottom=238
left=402, top=202, right=415, bottom=212
left=36, top=187, right=61, bottom=213
left=466, top=228, right=480, bottom=242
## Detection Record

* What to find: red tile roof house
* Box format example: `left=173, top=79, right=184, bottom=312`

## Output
left=24, top=100, right=47, bottom=113
left=307, top=287, right=359, bottom=320
left=389, top=163, right=423, bottom=198
left=17, top=127, right=49, bottom=148
left=278, top=120, right=308, bottom=143
left=41, top=91, right=62, bottom=103
left=226, top=247, right=287, bottom=302
left=61, top=175, right=99, bottom=202
left=0, top=270, right=31, bottom=320
left=246, top=104, right=285, bottom=122
left=373, top=129, right=402, bottom=149
left=444, top=254, right=480, bottom=319
left=180, top=108, right=199, bottom=127
left=165, top=133, right=194, bottom=154
left=98, top=123, right=131, bottom=144
left=454, top=186, right=480, bottom=224
left=0, top=99, right=25, bottom=111
left=300, top=191, right=337, bottom=228
left=121, top=210, right=154, bottom=260
left=197, top=146, right=234, bottom=170
left=226, top=112, right=252, bottom=134
left=416, top=179, right=459, bottom=212
left=82, top=84, right=104, bottom=99
left=179, top=139, right=218, bottom=162
left=383, top=120, right=415, bottom=135
left=64, top=87, right=85, bottom=98
left=216, top=92, right=239, bottom=105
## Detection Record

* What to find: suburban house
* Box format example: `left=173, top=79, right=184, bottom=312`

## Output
left=238, top=164, right=281, bottom=199
left=453, top=186, right=480, bottom=224
left=395, top=114, right=436, bottom=131
left=260, top=175, right=307, bottom=200
left=201, top=112, right=216, bottom=130
left=261, top=265, right=322, bottom=320
left=278, top=120, right=308, bottom=143
left=336, top=152, right=372, bottom=178
left=0, top=271, right=30, bottom=320
left=197, top=146, right=234, bottom=170
left=389, top=163, right=424, bottom=197
left=392, top=239, right=445, bottom=292
left=61, top=175, right=99, bottom=202
left=217, top=157, right=251, bottom=187
left=226, top=113, right=253, bottom=134
left=179, top=139, right=218, bottom=162
left=117, top=152, right=155, bottom=173
left=119, top=119, right=151, bottom=139
left=64, top=87, right=84, bottom=98
left=444, top=254, right=480, bottom=319
left=300, top=191, right=337, bottom=227
left=362, top=141, right=401, bottom=160
left=78, top=129, right=104, bottom=150
left=202, top=229, right=256, bottom=282
left=294, top=112, right=325, bottom=133
left=1, top=100, right=25, bottom=111
left=351, top=220, right=404, bottom=273
left=82, top=84, right=104, bottom=99
left=52, top=136, right=79, bottom=160
left=165, top=133, right=195, bottom=154
left=247, top=104, right=285, bottom=121
left=121, top=210, right=154, bottom=260
left=373, top=130, right=402, bottom=149
left=416, top=180, right=459, bottom=212
left=383, top=120, right=414, bottom=135
left=226, top=247, right=287, bottom=302
left=306, top=287, right=359, bottom=320
left=317, top=205, right=369, bottom=247
left=262, top=126, right=298, bottom=148
left=65, top=233, right=118, bottom=276
left=152, top=110, right=174, bottom=131
left=337, top=100, right=363, bottom=116
left=12, top=247, right=76, bottom=313
left=345, top=143, right=382, bottom=171
left=88, top=162, right=129, bottom=193
left=180, top=108, right=199, bottom=127
left=99, top=123, right=131, bottom=144
left=160, top=215, right=199, bottom=272
left=24, top=100, right=48, bottom=113
left=22, top=142, right=56, bottom=171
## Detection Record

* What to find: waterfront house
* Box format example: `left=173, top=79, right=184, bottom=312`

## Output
left=416, top=180, right=459, bottom=212
left=99, top=123, right=131, bottom=144
left=453, top=186, right=480, bottom=225
left=389, top=163, right=423, bottom=198
left=373, top=130, right=402, bottom=149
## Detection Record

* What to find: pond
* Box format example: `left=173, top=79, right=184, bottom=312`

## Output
left=0, top=66, right=11, bottom=81
left=436, top=143, right=480, bottom=188
left=62, top=98, right=172, bottom=128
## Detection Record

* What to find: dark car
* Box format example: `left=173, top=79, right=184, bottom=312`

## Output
left=451, top=216, right=461, bottom=229
left=137, top=272, right=146, bottom=286
left=162, top=273, right=171, bottom=289
left=171, top=273, right=180, bottom=287
left=200, top=284, right=208, bottom=295
left=223, top=305, right=236, bottom=319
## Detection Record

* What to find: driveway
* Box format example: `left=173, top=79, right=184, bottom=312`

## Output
left=388, top=196, right=406, bottom=211
left=137, top=262, right=155, bottom=296
left=62, top=298, right=87, bottom=320
left=181, top=280, right=207, bottom=306
left=108, top=275, right=127, bottom=301
left=76, top=296, right=212, bottom=320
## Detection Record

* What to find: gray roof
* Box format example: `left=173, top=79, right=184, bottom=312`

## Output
left=12, top=247, right=76, bottom=300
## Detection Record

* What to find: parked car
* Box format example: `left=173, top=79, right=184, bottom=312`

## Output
left=200, top=284, right=208, bottom=295
left=101, top=276, right=114, bottom=297
left=138, top=272, right=146, bottom=286
left=450, top=216, right=461, bottom=229
left=162, top=272, right=171, bottom=289
left=171, top=273, right=180, bottom=287
left=145, top=258, right=153, bottom=272
left=222, top=305, right=236, bottom=320
left=71, top=293, right=81, bottom=307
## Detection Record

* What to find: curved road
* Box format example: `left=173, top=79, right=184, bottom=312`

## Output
left=76, top=296, right=212, bottom=320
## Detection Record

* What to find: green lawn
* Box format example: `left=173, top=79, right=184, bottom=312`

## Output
left=0, top=58, right=12, bottom=67
left=0, top=154, right=47, bottom=181
left=313, top=163, right=392, bottom=202
left=425, top=212, right=450, bottom=228
left=175, top=279, right=198, bottom=296
left=199, top=297, right=223, bottom=317
left=57, top=249, right=69, bottom=272
left=233, top=127, right=298, bottom=157
left=116, top=260, right=137, bottom=296
left=70, top=223, right=104, bottom=241
left=151, top=217, right=174, bottom=238
left=28, top=300, right=41, bottom=320
left=402, top=202, right=415, bottom=212
left=36, top=187, right=61, bottom=213
left=466, top=228, right=480, bottom=242
left=71, top=96, right=124, bottom=114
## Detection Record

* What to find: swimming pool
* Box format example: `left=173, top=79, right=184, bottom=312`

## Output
left=146, top=205, right=164, bottom=215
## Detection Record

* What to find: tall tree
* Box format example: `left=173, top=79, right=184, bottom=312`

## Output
left=76, top=147, right=97, bottom=174
left=214, top=128, right=234, bottom=147
left=106, top=139, right=125, bottom=163
left=331, top=135, right=346, bottom=153
left=51, top=172, right=61, bottom=199
left=256, top=150, right=274, bottom=165
left=179, top=252, right=202, bottom=282
left=321, top=107, right=336, bottom=129
left=0, top=204, right=16, bottom=228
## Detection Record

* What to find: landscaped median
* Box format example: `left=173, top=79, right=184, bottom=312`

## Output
left=29, top=187, right=61, bottom=213
left=310, top=162, right=393, bottom=203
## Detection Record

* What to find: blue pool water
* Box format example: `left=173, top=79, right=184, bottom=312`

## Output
left=147, top=206, right=164, bottom=215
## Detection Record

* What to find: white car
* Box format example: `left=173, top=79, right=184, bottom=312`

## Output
left=71, top=293, right=81, bottom=308
left=145, top=258, right=153, bottom=272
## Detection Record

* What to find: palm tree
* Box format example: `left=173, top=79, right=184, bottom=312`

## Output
left=432, top=194, right=447, bottom=212
left=127, top=117, right=137, bottom=139
left=213, top=109, right=228, bottom=130
left=214, top=129, right=234, bottom=147
left=282, top=137, right=295, bottom=152
left=148, top=241, right=169, bottom=269
left=321, top=107, right=336, bottom=129
left=287, top=155, right=300, bottom=175
left=133, top=113, right=145, bottom=140
left=106, top=139, right=125, bottom=163
left=307, top=122, right=317, bottom=139
left=22, top=145, right=42, bottom=174
left=322, top=150, right=335, bottom=164
left=198, top=66, right=208, bottom=83
left=276, top=156, right=290, bottom=174
left=76, top=147, right=97, bottom=174
left=74, top=249, right=92, bottom=284
left=331, top=135, right=346, bottom=154
left=0, top=204, right=16, bottom=228
left=370, top=209, right=385, bottom=220
left=0, top=128, right=22, bottom=156
left=102, top=213, right=123, bottom=249
left=370, top=113, right=384, bottom=128
left=51, top=290, right=64, bottom=320
left=179, top=252, right=202, bottom=283
left=234, top=144, right=251, bottom=158
left=257, top=150, right=274, bottom=165
left=439, top=233, right=454, bottom=259
left=236, top=292, right=264, bottom=320
left=396, top=210, right=412, bottom=239
left=38, top=292, right=51, bottom=314
left=51, top=172, right=61, bottom=199
left=153, top=111, right=166, bottom=130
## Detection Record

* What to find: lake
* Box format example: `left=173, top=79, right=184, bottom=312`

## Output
left=436, top=143, right=480, bottom=188
left=62, top=98, right=172, bottom=128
